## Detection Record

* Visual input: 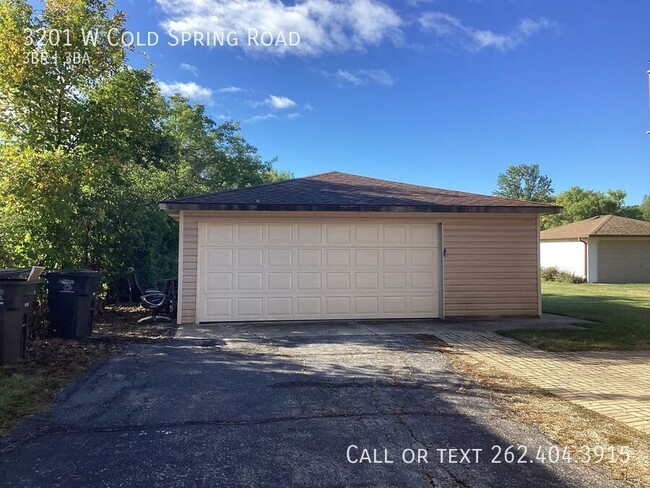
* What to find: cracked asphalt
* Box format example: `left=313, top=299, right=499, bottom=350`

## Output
left=0, top=332, right=625, bottom=487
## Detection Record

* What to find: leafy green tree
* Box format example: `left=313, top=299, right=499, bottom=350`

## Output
left=616, top=205, right=643, bottom=220
left=640, top=195, right=650, bottom=221
left=161, top=96, right=282, bottom=196
left=0, top=0, right=127, bottom=150
left=542, top=187, right=630, bottom=229
left=494, top=164, right=553, bottom=202
left=0, top=0, right=292, bottom=293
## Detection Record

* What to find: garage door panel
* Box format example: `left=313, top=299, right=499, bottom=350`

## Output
left=206, top=224, right=233, bottom=243
left=296, top=297, right=321, bottom=315
left=206, top=272, right=232, bottom=291
left=326, top=225, right=351, bottom=243
left=206, top=248, right=233, bottom=267
left=323, top=249, right=348, bottom=266
left=411, top=296, right=436, bottom=313
left=268, top=297, right=292, bottom=316
left=355, top=296, right=379, bottom=314
left=411, top=272, right=435, bottom=290
left=326, top=272, right=350, bottom=290
left=297, top=225, right=322, bottom=243
left=237, top=297, right=263, bottom=316
left=297, top=272, right=321, bottom=290
left=268, top=272, right=292, bottom=291
left=384, top=249, right=406, bottom=267
left=384, top=272, right=407, bottom=289
left=298, top=249, right=322, bottom=267
left=412, top=226, right=435, bottom=243
left=355, top=249, right=379, bottom=267
left=205, top=298, right=232, bottom=318
left=384, top=225, right=407, bottom=243
left=237, top=249, right=264, bottom=267
left=355, top=272, right=379, bottom=290
left=383, top=296, right=407, bottom=313
left=198, top=221, right=440, bottom=322
left=238, top=273, right=263, bottom=291
left=268, top=249, right=292, bottom=267
left=411, top=249, right=435, bottom=266
left=356, top=225, right=379, bottom=243
left=326, top=296, right=350, bottom=314
left=238, top=224, right=264, bottom=242
left=268, top=224, right=292, bottom=243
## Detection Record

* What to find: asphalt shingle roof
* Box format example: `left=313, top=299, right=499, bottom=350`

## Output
left=160, top=171, right=561, bottom=214
left=540, top=215, right=650, bottom=239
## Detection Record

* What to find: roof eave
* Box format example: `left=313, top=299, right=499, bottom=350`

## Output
left=159, top=202, right=561, bottom=214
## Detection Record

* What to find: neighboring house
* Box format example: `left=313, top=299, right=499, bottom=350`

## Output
left=540, top=215, right=650, bottom=283
left=160, top=172, right=559, bottom=324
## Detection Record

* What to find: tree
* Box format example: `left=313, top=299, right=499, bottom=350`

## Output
left=0, top=0, right=292, bottom=293
left=494, top=164, right=553, bottom=202
left=641, top=195, right=650, bottom=221
left=0, top=0, right=127, bottom=150
left=161, top=95, right=280, bottom=196
left=542, top=187, right=629, bottom=229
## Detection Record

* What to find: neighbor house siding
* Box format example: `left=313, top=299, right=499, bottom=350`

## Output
left=597, top=238, right=650, bottom=283
left=540, top=240, right=587, bottom=278
left=178, top=211, right=540, bottom=323
left=587, top=238, right=598, bottom=283
left=443, top=214, right=539, bottom=317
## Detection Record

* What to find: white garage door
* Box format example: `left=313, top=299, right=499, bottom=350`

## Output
left=197, top=221, right=441, bottom=322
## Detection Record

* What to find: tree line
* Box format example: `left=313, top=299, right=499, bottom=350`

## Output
left=494, top=164, right=650, bottom=229
left=0, top=0, right=291, bottom=293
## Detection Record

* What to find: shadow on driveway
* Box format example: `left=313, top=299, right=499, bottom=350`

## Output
left=0, top=333, right=622, bottom=488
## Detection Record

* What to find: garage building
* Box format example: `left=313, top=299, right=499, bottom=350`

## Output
left=160, top=172, right=559, bottom=324
left=540, top=215, right=650, bottom=283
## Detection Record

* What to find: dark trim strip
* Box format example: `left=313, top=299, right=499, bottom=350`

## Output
left=159, top=202, right=561, bottom=214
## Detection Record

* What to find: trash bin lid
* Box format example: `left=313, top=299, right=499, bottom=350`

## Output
left=0, top=268, right=31, bottom=279
left=46, top=269, right=100, bottom=277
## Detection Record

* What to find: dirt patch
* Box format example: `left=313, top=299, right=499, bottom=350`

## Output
left=434, top=345, right=650, bottom=487
left=0, top=306, right=176, bottom=435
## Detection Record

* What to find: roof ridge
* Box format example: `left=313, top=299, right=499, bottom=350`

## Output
left=590, top=214, right=614, bottom=236
left=319, top=171, right=552, bottom=207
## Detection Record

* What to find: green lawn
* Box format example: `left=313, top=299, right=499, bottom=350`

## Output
left=500, top=282, right=650, bottom=351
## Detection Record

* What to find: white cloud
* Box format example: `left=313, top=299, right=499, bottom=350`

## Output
left=155, top=0, right=402, bottom=57
left=287, top=112, right=302, bottom=119
left=266, top=95, right=297, bottom=109
left=304, top=103, right=315, bottom=111
left=330, top=68, right=395, bottom=86
left=179, top=62, right=198, bottom=76
left=246, top=113, right=278, bottom=123
left=217, top=86, right=244, bottom=93
left=419, top=12, right=555, bottom=51
left=157, top=81, right=213, bottom=102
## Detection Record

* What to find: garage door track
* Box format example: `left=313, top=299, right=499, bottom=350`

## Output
left=0, top=327, right=624, bottom=487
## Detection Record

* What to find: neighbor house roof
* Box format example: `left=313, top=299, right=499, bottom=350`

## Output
left=541, top=215, right=650, bottom=240
left=160, top=171, right=561, bottom=214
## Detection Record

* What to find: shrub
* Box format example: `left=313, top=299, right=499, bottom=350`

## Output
left=541, top=267, right=586, bottom=284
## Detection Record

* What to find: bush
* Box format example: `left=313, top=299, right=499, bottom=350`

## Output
left=541, top=267, right=586, bottom=284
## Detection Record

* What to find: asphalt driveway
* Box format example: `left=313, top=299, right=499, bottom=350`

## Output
left=0, top=321, right=623, bottom=488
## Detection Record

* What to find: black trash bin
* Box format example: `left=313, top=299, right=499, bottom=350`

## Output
left=0, top=275, right=40, bottom=365
left=46, top=270, right=100, bottom=339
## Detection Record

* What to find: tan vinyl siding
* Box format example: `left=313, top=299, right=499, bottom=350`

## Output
left=180, top=215, right=199, bottom=324
left=443, top=214, right=539, bottom=317
left=178, top=211, right=541, bottom=323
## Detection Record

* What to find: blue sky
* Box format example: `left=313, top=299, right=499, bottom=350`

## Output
left=119, top=0, right=649, bottom=203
